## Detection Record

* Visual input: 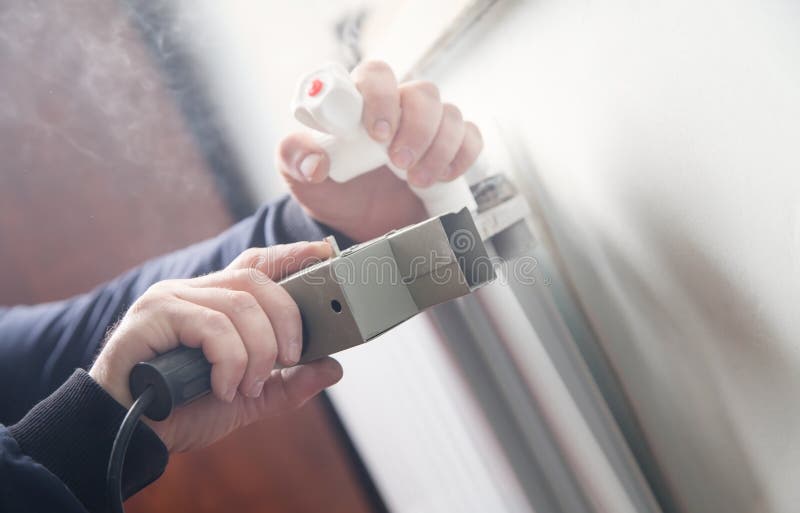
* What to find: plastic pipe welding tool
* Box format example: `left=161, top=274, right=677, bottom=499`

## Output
left=129, top=62, right=532, bottom=420
left=111, top=62, right=531, bottom=513
left=129, top=209, right=494, bottom=421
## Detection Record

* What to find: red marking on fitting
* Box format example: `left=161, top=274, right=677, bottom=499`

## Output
left=308, top=79, right=323, bottom=97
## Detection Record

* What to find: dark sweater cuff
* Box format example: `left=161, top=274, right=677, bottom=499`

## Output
left=8, top=369, right=168, bottom=512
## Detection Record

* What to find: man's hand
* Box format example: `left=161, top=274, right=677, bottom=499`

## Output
left=277, top=60, right=483, bottom=242
left=89, top=241, right=341, bottom=453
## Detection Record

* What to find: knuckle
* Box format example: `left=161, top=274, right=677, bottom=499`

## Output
left=227, top=290, right=259, bottom=313
left=417, top=154, right=445, bottom=175
left=227, top=268, right=252, bottom=285
left=355, top=60, right=392, bottom=77
left=248, top=267, right=271, bottom=286
left=128, top=298, right=148, bottom=316
left=406, top=80, right=440, bottom=101
left=276, top=137, right=292, bottom=163
left=241, top=261, right=272, bottom=286
left=131, top=289, right=167, bottom=314
left=202, top=309, right=233, bottom=335
left=230, top=350, right=248, bottom=375
left=443, top=103, right=463, bottom=123
left=275, top=134, right=304, bottom=165
left=239, top=247, right=264, bottom=263
left=364, top=92, right=397, bottom=117
left=467, top=121, right=484, bottom=145
left=238, top=248, right=270, bottom=276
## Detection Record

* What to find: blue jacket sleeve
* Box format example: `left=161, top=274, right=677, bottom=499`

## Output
left=0, top=195, right=335, bottom=425
left=0, top=426, right=87, bottom=512
left=0, top=195, right=341, bottom=512
left=2, top=370, right=169, bottom=513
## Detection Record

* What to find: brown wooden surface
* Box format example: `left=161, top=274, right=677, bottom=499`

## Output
left=0, top=0, right=231, bottom=304
left=0, top=2, right=375, bottom=512
left=127, top=405, right=370, bottom=513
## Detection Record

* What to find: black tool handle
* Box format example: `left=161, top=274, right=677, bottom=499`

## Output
left=129, top=347, right=212, bottom=421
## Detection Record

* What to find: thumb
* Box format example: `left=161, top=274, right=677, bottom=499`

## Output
left=240, top=357, right=343, bottom=426
left=276, top=132, right=331, bottom=184
left=227, top=242, right=332, bottom=281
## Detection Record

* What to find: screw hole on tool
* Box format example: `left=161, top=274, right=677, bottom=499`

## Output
left=330, top=299, right=342, bottom=313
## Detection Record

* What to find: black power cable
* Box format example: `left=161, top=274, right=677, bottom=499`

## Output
left=106, top=347, right=213, bottom=512
left=106, top=386, right=156, bottom=513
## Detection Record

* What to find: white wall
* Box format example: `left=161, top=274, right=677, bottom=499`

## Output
left=179, top=0, right=800, bottom=510
left=422, top=1, right=800, bottom=511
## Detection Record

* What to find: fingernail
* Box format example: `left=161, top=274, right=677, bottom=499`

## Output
left=287, top=337, right=302, bottom=365
left=372, top=119, right=391, bottom=141
left=391, top=148, right=415, bottom=170
left=248, top=380, right=265, bottom=398
left=298, top=153, right=321, bottom=180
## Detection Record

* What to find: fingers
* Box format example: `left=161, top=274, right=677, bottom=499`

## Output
left=276, top=132, right=330, bottom=184
left=190, top=269, right=302, bottom=367
left=196, top=243, right=331, bottom=367
left=389, top=81, right=443, bottom=184
left=140, top=242, right=330, bottom=402
left=352, top=60, right=400, bottom=143
left=91, top=240, right=340, bottom=433
left=410, top=103, right=466, bottom=186
left=136, top=296, right=248, bottom=403
left=276, top=60, right=482, bottom=191
left=245, top=279, right=302, bottom=367
left=444, top=121, right=483, bottom=181
left=173, top=287, right=277, bottom=398
left=228, top=242, right=331, bottom=280
left=255, top=358, right=343, bottom=415
left=388, top=80, right=483, bottom=187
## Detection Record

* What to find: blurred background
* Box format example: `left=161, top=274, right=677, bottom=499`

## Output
left=2, top=1, right=800, bottom=512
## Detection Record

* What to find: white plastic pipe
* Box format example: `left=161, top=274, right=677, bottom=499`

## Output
left=291, top=63, right=476, bottom=216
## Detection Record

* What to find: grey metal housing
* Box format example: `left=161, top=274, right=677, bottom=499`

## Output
left=281, top=207, right=495, bottom=364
